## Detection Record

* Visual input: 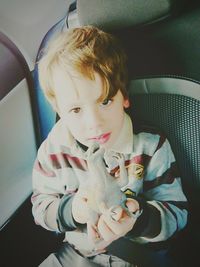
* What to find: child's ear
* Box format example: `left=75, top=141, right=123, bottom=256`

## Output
left=123, top=98, right=130, bottom=108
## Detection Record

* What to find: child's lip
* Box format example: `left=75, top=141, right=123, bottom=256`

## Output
left=89, top=132, right=111, bottom=144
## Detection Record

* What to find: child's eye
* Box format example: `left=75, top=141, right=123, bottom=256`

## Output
left=100, top=99, right=112, bottom=106
left=70, top=107, right=81, bottom=114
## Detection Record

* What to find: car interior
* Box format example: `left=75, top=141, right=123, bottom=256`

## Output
left=0, top=0, right=200, bottom=266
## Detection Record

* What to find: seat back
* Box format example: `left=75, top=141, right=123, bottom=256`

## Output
left=33, top=1, right=78, bottom=143
left=33, top=18, right=66, bottom=143
left=129, top=77, right=200, bottom=209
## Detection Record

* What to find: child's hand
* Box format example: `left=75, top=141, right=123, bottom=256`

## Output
left=72, top=192, right=90, bottom=224
left=88, top=198, right=139, bottom=250
left=97, top=206, right=134, bottom=244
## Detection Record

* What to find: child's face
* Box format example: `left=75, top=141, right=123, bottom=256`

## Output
left=53, top=68, right=129, bottom=149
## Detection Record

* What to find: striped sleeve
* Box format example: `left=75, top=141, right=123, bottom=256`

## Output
left=31, top=139, right=77, bottom=232
left=135, top=135, right=188, bottom=243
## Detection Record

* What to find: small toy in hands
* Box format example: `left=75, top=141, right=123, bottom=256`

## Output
left=78, top=143, right=132, bottom=242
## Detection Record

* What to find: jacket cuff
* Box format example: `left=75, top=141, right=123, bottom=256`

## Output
left=56, top=193, right=82, bottom=232
left=126, top=196, right=161, bottom=238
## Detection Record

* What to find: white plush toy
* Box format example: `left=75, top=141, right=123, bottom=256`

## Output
left=79, top=143, right=131, bottom=239
left=65, top=143, right=135, bottom=254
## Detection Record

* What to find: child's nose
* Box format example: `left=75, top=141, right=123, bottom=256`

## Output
left=87, top=110, right=103, bottom=130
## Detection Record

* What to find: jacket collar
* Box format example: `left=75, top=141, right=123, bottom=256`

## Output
left=107, top=112, right=133, bottom=154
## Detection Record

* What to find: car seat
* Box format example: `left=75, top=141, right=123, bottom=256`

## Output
left=33, top=1, right=77, bottom=143
left=33, top=1, right=200, bottom=266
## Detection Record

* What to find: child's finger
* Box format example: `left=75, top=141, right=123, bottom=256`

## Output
left=102, top=212, right=134, bottom=236
left=97, top=215, right=116, bottom=242
left=126, top=198, right=140, bottom=213
left=109, top=206, right=123, bottom=221
left=87, top=221, right=100, bottom=242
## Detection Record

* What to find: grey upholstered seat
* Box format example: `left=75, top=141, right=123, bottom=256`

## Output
left=129, top=77, right=200, bottom=210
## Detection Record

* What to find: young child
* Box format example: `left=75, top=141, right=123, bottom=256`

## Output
left=32, top=26, right=188, bottom=267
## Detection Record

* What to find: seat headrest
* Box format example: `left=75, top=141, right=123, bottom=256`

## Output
left=77, top=0, right=187, bottom=30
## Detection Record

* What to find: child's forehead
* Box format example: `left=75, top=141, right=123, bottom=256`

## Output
left=53, top=67, right=104, bottom=103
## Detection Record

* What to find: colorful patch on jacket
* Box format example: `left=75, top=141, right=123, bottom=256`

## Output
left=123, top=188, right=136, bottom=197
left=127, top=163, right=144, bottom=179
left=114, top=162, right=144, bottom=180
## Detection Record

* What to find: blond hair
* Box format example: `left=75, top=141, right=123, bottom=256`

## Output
left=38, top=25, right=128, bottom=110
